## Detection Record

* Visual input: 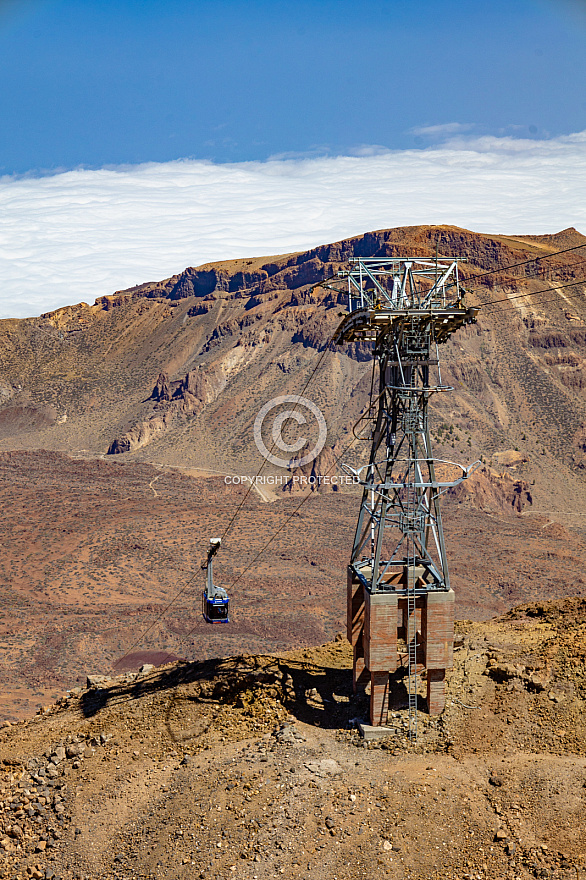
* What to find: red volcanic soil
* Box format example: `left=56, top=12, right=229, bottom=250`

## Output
left=0, top=450, right=585, bottom=721
left=113, top=651, right=181, bottom=672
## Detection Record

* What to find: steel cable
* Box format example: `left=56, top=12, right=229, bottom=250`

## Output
left=114, top=318, right=341, bottom=666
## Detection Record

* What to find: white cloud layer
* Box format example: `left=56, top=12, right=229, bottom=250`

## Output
left=1, top=131, right=585, bottom=319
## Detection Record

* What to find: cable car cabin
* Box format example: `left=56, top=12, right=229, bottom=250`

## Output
left=201, top=537, right=230, bottom=624
left=202, top=589, right=230, bottom=623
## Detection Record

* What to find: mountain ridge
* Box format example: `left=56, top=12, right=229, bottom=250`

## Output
left=0, top=224, right=584, bottom=513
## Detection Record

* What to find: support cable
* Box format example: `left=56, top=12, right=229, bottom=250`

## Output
left=113, top=570, right=200, bottom=668
left=449, top=241, right=586, bottom=292
left=482, top=287, right=586, bottom=318
left=476, top=275, right=586, bottom=309
left=218, top=330, right=336, bottom=548
left=178, top=432, right=359, bottom=646
left=114, top=319, right=339, bottom=667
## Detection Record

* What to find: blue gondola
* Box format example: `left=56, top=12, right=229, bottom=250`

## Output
left=202, top=538, right=230, bottom=624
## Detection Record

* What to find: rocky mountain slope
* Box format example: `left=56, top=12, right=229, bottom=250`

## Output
left=0, top=224, right=585, bottom=515
left=1, top=597, right=585, bottom=880
left=0, top=223, right=586, bottom=722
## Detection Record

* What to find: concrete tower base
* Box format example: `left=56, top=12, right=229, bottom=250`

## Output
left=347, top=566, right=454, bottom=725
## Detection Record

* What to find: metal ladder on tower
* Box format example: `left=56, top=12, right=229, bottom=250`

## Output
left=405, top=475, right=418, bottom=742
left=406, top=562, right=418, bottom=741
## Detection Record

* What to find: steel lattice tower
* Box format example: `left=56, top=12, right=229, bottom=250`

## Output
left=333, top=257, right=479, bottom=739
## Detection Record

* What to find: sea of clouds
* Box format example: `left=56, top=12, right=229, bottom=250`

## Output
left=0, top=130, right=585, bottom=319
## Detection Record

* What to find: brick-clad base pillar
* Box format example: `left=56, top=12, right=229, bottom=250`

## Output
left=423, top=590, right=454, bottom=670
left=426, top=668, right=446, bottom=715
left=364, top=591, right=398, bottom=672
left=370, top=671, right=389, bottom=726
left=347, top=567, right=364, bottom=645
left=353, top=637, right=368, bottom=694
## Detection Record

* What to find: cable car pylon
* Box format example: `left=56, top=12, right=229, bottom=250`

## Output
left=202, top=538, right=230, bottom=624
left=334, top=256, right=481, bottom=739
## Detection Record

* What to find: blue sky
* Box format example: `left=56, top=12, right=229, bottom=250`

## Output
left=1, top=0, right=585, bottom=173
left=0, top=0, right=585, bottom=317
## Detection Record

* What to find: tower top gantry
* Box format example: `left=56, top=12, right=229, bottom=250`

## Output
left=334, top=256, right=479, bottom=346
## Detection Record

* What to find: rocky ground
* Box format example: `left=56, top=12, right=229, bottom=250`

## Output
left=1, top=597, right=585, bottom=880
left=0, top=451, right=586, bottom=722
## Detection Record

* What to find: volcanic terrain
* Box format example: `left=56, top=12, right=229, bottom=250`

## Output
left=1, top=597, right=585, bottom=880
left=0, top=223, right=585, bottom=719
left=0, top=224, right=585, bottom=878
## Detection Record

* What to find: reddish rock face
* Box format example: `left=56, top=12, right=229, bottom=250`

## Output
left=448, top=465, right=533, bottom=514
left=0, top=223, right=584, bottom=505
left=151, top=371, right=171, bottom=402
